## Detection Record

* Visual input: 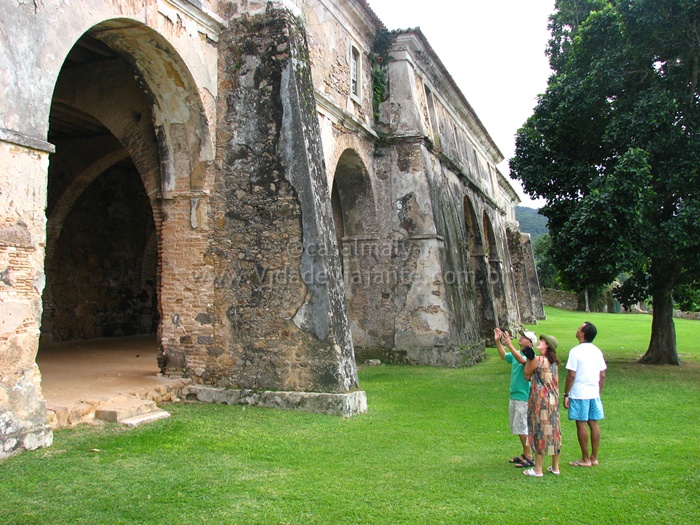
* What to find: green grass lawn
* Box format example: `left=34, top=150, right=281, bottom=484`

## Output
left=1, top=307, right=699, bottom=524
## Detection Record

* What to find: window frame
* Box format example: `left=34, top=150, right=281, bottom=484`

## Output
left=350, top=45, right=361, bottom=102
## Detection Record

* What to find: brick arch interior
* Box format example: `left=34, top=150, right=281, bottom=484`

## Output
left=40, top=22, right=208, bottom=349
left=90, top=18, right=215, bottom=196
left=41, top=32, right=164, bottom=344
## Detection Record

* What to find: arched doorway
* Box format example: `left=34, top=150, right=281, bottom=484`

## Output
left=330, top=149, right=383, bottom=352
left=37, top=21, right=210, bottom=414
left=464, top=197, right=496, bottom=340
left=483, top=212, right=507, bottom=334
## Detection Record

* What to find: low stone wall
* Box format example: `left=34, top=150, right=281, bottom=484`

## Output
left=674, top=310, right=700, bottom=321
left=355, top=340, right=486, bottom=368
left=541, top=289, right=579, bottom=311
left=542, top=288, right=700, bottom=320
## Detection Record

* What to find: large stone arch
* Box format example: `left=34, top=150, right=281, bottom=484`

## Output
left=88, top=18, right=215, bottom=195
left=483, top=211, right=507, bottom=335
left=28, top=9, right=219, bottom=448
left=41, top=15, right=220, bottom=359
left=40, top=14, right=219, bottom=347
left=330, top=148, right=385, bottom=350
left=464, top=197, right=495, bottom=340
left=46, top=19, right=215, bottom=198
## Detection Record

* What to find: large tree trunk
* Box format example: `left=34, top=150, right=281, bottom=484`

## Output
left=640, top=261, right=681, bottom=365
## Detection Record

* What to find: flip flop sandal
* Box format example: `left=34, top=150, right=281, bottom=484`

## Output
left=515, top=458, right=534, bottom=468
left=523, top=468, right=543, bottom=477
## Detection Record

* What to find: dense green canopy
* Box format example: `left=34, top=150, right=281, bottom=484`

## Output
left=510, top=0, right=700, bottom=364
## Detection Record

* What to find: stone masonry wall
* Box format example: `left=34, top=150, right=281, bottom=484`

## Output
left=208, top=5, right=360, bottom=394
left=0, top=141, right=53, bottom=459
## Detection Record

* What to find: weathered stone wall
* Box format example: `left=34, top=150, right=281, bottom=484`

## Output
left=0, top=140, right=54, bottom=459
left=303, top=0, right=394, bottom=354
left=373, top=30, right=528, bottom=359
left=208, top=5, right=361, bottom=395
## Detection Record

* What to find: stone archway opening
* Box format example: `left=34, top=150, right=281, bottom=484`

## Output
left=42, top=158, right=157, bottom=342
left=483, top=212, right=507, bottom=334
left=464, top=197, right=495, bottom=340
left=330, top=149, right=383, bottom=352
left=37, top=31, right=166, bottom=418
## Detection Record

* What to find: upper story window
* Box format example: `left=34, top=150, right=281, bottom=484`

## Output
left=424, top=86, right=441, bottom=149
left=350, top=46, right=361, bottom=100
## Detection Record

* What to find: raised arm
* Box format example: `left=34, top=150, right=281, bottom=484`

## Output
left=505, top=332, right=526, bottom=364
left=524, top=355, right=539, bottom=378
left=494, top=328, right=506, bottom=359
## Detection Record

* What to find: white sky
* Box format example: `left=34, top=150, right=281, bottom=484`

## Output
left=366, top=0, right=554, bottom=208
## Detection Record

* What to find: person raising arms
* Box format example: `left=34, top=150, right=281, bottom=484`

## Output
left=521, top=335, right=562, bottom=477
left=494, top=327, right=535, bottom=468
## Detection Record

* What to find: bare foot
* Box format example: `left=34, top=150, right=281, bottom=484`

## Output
left=569, top=460, right=592, bottom=467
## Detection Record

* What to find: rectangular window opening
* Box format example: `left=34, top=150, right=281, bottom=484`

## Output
left=351, top=46, right=360, bottom=99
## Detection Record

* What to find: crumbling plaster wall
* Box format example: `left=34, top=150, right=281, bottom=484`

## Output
left=0, top=142, right=53, bottom=459
left=379, top=30, right=526, bottom=355
left=299, top=3, right=533, bottom=364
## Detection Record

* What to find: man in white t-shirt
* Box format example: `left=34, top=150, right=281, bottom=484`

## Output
left=564, top=321, right=607, bottom=467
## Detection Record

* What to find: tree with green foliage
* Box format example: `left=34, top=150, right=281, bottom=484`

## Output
left=510, top=0, right=700, bottom=364
left=533, top=234, right=560, bottom=289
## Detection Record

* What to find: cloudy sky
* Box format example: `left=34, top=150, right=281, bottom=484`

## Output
left=366, top=0, right=555, bottom=207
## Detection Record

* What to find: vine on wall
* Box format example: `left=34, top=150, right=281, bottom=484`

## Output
left=371, top=29, right=394, bottom=123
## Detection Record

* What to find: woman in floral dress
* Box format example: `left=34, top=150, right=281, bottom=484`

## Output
left=521, top=334, right=561, bottom=477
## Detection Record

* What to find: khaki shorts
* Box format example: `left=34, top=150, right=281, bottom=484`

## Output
left=509, top=399, right=528, bottom=435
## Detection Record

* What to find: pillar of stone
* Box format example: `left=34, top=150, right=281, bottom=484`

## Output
left=0, top=132, right=54, bottom=459
left=199, top=6, right=365, bottom=415
left=521, top=232, right=546, bottom=320
left=381, top=47, right=469, bottom=365
left=505, top=223, right=546, bottom=324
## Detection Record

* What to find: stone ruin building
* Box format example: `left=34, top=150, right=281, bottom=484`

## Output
left=0, top=0, right=543, bottom=458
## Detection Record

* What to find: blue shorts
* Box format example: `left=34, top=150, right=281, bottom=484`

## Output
left=568, top=398, right=604, bottom=421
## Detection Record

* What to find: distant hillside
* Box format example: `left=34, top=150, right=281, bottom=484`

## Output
left=516, top=206, right=548, bottom=239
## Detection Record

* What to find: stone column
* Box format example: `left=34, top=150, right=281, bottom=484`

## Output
left=196, top=6, right=365, bottom=416
left=0, top=131, right=54, bottom=459
left=505, top=223, right=545, bottom=324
